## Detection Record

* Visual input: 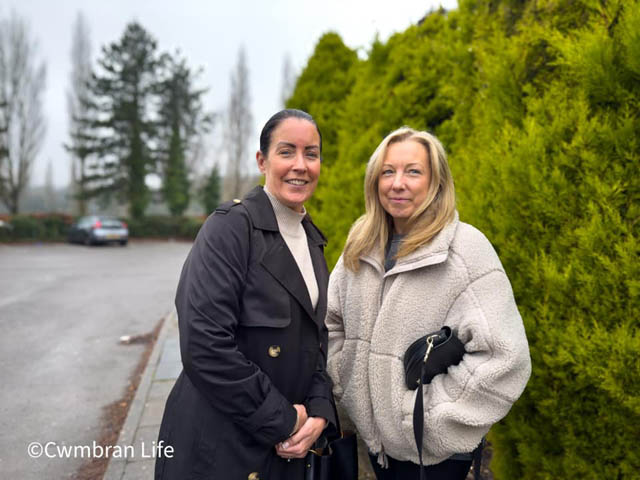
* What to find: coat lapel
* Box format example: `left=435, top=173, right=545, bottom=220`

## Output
left=260, top=234, right=316, bottom=321
left=243, top=185, right=329, bottom=326
left=304, top=220, right=328, bottom=328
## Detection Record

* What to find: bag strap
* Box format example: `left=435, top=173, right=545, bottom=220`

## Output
left=472, top=437, right=485, bottom=480
left=412, top=336, right=483, bottom=480
left=413, top=366, right=427, bottom=480
left=412, top=335, right=434, bottom=480
left=331, top=397, right=343, bottom=438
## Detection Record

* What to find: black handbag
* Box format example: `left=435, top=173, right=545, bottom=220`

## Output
left=404, top=326, right=481, bottom=480
left=403, top=326, right=465, bottom=389
left=304, top=403, right=358, bottom=480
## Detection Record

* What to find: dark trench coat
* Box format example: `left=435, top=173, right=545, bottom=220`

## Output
left=155, top=186, right=336, bottom=480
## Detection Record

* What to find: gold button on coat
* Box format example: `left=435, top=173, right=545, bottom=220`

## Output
left=268, top=345, right=281, bottom=358
left=248, top=473, right=259, bottom=480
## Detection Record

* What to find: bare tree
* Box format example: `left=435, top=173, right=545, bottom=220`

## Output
left=224, top=47, right=252, bottom=199
left=0, top=98, right=7, bottom=182
left=66, top=11, right=92, bottom=215
left=280, top=53, right=297, bottom=107
left=44, top=159, right=55, bottom=212
left=0, top=12, right=47, bottom=214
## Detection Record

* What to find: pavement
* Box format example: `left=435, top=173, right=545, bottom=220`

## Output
left=103, top=309, right=181, bottom=480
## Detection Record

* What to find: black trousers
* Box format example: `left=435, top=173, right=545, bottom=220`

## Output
left=368, top=453, right=472, bottom=480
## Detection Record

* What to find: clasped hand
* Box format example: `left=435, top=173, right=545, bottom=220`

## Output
left=275, top=404, right=326, bottom=459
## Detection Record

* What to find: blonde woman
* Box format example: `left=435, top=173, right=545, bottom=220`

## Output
left=326, top=127, right=531, bottom=480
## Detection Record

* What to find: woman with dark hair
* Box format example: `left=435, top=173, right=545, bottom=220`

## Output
left=326, top=127, right=531, bottom=480
left=155, top=109, right=335, bottom=480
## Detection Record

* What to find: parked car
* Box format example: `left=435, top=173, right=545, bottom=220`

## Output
left=68, top=216, right=128, bottom=246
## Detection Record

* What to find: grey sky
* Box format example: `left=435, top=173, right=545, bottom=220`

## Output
left=2, top=0, right=457, bottom=187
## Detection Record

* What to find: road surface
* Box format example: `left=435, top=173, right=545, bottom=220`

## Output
left=0, top=241, right=192, bottom=479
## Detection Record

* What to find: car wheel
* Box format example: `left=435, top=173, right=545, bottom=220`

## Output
left=119, top=240, right=128, bottom=246
left=84, top=234, right=93, bottom=246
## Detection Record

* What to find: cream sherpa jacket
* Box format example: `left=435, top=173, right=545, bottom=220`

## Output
left=326, top=212, right=531, bottom=466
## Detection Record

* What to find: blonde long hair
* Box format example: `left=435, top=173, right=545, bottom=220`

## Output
left=343, top=127, right=456, bottom=271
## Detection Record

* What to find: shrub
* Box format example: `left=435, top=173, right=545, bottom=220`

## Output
left=292, top=0, right=640, bottom=478
left=0, top=213, right=74, bottom=242
left=126, top=215, right=203, bottom=240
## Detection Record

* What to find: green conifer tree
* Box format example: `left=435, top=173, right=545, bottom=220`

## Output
left=286, top=33, right=358, bottom=223
left=157, top=52, right=211, bottom=216
left=81, top=22, right=160, bottom=219
left=201, top=164, right=221, bottom=214
left=292, top=0, right=640, bottom=478
left=450, top=2, right=640, bottom=478
left=163, top=130, right=189, bottom=216
left=308, top=13, right=462, bottom=266
left=287, top=32, right=358, bottom=169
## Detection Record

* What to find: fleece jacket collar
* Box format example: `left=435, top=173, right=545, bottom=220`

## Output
left=360, top=211, right=459, bottom=276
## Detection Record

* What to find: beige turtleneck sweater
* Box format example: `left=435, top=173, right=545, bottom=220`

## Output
left=264, top=187, right=319, bottom=309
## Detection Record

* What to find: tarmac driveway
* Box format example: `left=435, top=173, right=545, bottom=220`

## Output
left=0, top=240, right=192, bottom=480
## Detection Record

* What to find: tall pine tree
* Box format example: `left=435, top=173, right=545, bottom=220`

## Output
left=157, top=52, right=211, bottom=216
left=285, top=33, right=358, bottom=235
left=200, top=163, right=221, bottom=214
left=82, top=22, right=160, bottom=219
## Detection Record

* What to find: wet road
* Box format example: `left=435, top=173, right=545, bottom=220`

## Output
left=0, top=241, right=192, bottom=479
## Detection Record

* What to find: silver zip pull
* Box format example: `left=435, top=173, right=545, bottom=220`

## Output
left=423, top=334, right=436, bottom=363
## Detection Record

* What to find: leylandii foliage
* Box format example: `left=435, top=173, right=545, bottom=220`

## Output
left=287, top=1, right=639, bottom=478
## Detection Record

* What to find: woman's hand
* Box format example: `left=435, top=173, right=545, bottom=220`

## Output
left=275, top=416, right=327, bottom=459
left=291, top=404, right=308, bottom=436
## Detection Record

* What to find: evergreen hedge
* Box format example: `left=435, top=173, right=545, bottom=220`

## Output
left=0, top=213, right=74, bottom=242
left=0, top=214, right=203, bottom=242
left=126, top=215, right=203, bottom=239
left=287, top=0, right=639, bottom=478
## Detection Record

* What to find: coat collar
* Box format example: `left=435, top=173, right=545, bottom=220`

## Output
left=361, top=211, right=459, bottom=276
left=242, top=186, right=279, bottom=231
left=243, top=185, right=327, bottom=247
